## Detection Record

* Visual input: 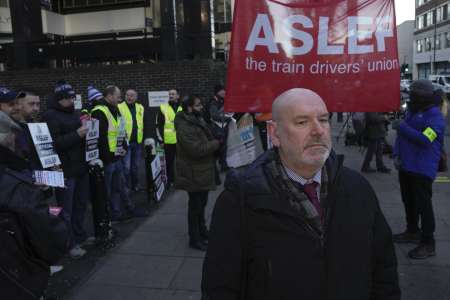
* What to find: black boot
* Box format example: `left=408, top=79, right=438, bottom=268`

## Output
left=393, top=230, right=421, bottom=243
left=408, top=242, right=436, bottom=259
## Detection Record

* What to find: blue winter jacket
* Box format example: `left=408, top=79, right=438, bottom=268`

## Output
left=394, top=106, right=445, bottom=180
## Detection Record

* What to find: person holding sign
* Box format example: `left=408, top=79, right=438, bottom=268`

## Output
left=392, top=80, right=445, bottom=259
left=202, top=88, right=400, bottom=299
left=157, top=89, right=182, bottom=187
left=118, top=89, right=145, bottom=192
left=42, top=80, right=91, bottom=259
left=175, top=95, right=220, bottom=251
left=91, top=86, right=135, bottom=223
left=11, top=91, right=43, bottom=171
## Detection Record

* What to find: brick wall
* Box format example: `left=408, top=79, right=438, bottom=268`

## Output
left=0, top=60, right=226, bottom=108
left=0, top=60, right=226, bottom=139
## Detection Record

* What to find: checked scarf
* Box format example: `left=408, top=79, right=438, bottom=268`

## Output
left=266, top=151, right=329, bottom=234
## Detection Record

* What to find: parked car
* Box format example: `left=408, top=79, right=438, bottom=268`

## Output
left=429, top=74, right=450, bottom=95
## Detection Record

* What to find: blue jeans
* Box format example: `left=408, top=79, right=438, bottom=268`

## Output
left=104, top=160, right=134, bottom=219
left=123, top=142, right=142, bottom=189
left=55, top=172, right=90, bottom=247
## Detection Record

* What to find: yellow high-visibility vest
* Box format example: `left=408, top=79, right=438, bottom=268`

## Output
left=160, top=103, right=182, bottom=144
left=91, top=105, right=121, bottom=153
left=118, top=101, right=144, bottom=144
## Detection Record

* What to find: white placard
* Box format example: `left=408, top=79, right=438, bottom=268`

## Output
left=151, top=156, right=161, bottom=179
left=27, top=123, right=61, bottom=168
left=156, top=181, right=165, bottom=202
left=115, top=117, right=128, bottom=155
left=86, top=119, right=99, bottom=140
left=34, top=170, right=65, bottom=188
left=74, top=94, right=83, bottom=110
left=85, top=119, right=100, bottom=161
left=148, top=91, right=169, bottom=107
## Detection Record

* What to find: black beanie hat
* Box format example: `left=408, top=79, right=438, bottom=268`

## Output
left=54, top=80, right=75, bottom=101
left=409, top=80, right=435, bottom=112
left=409, top=80, right=434, bottom=100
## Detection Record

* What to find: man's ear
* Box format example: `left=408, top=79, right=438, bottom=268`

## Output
left=267, top=121, right=281, bottom=147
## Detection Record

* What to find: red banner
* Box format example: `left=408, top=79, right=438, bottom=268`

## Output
left=225, top=0, right=400, bottom=113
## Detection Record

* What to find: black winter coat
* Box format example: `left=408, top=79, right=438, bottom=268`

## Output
left=42, top=96, right=88, bottom=178
left=0, top=165, right=69, bottom=264
left=202, top=150, right=400, bottom=300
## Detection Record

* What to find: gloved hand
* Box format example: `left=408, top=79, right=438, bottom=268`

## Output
left=144, top=138, right=157, bottom=155
left=144, top=138, right=155, bottom=147
left=88, top=159, right=104, bottom=168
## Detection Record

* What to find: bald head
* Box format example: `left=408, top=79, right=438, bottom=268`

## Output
left=126, top=89, right=138, bottom=104
left=272, top=88, right=328, bottom=122
left=268, top=88, right=331, bottom=178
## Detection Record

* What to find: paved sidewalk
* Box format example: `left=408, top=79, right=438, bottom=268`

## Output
left=70, top=119, right=450, bottom=300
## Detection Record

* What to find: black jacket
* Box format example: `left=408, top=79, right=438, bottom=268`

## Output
left=364, top=113, right=387, bottom=140
left=90, top=99, right=122, bottom=165
left=0, top=165, right=69, bottom=265
left=202, top=150, right=400, bottom=300
left=15, top=121, right=42, bottom=171
left=0, top=146, right=31, bottom=174
left=42, top=96, right=88, bottom=178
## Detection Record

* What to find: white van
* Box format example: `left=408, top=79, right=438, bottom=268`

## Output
left=429, top=74, right=450, bottom=94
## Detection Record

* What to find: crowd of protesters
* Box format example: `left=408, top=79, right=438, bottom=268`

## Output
left=0, top=78, right=447, bottom=299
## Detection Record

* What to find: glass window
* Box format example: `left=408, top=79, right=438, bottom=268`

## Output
left=423, top=14, right=428, bottom=28
left=446, top=32, right=450, bottom=48
left=444, top=5, right=448, bottom=20
left=0, top=0, right=8, bottom=7
left=65, top=0, right=139, bottom=8
left=417, top=40, right=422, bottom=53
left=428, top=11, right=433, bottom=26
left=437, top=7, right=442, bottom=23
left=426, top=37, right=433, bottom=51
left=436, top=34, right=442, bottom=50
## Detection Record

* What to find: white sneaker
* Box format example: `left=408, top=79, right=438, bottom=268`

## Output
left=69, top=245, right=87, bottom=259
left=50, top=265, right=64, bottom=276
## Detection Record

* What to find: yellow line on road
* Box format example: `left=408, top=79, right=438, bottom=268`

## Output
left=434, top=176, right=450, bottom=183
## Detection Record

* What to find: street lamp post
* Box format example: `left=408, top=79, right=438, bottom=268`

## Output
left=433, top=18, right=437, bottom=74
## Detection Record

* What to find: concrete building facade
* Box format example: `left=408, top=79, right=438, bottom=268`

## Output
left=413, top=0, right=450, bottom=79
left=0, top=0, right=232, bottom=70
left=397, top=20, right=415, bottom=79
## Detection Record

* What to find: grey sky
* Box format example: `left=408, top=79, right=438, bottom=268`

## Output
left=395, top=0, right=415, bottom=25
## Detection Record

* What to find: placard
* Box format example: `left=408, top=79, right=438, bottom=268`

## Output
left=85, top=119, right=100, bottom=162
left=115, top=117, right=128, bottom=155
left=148, top=91, right=170, bottom=107
left=225, top=0, right=400, bottom=113
left=27, top=123, right=61, bottom=168
left=34, top=170, right=65, bottom=188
